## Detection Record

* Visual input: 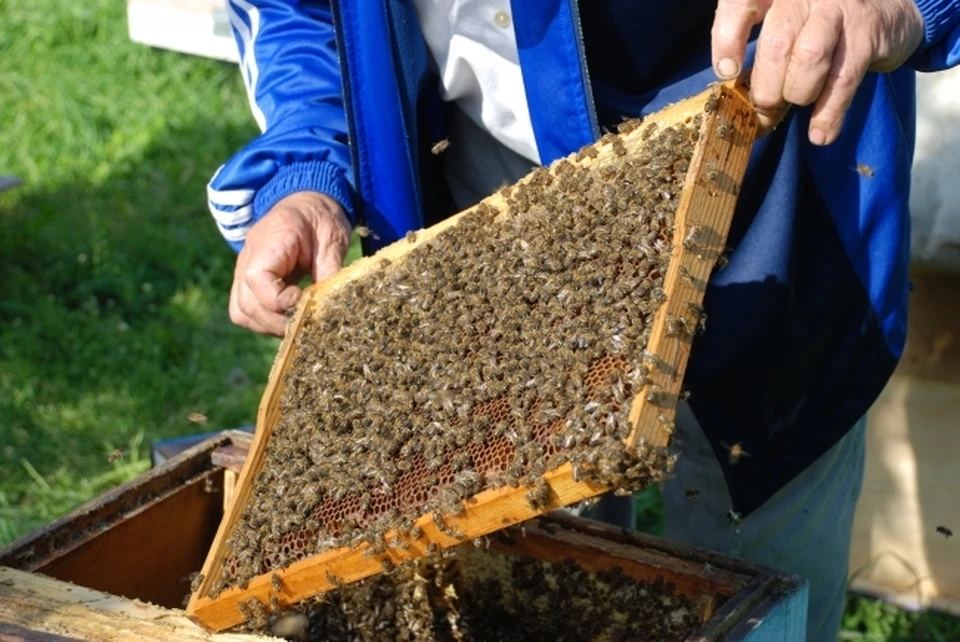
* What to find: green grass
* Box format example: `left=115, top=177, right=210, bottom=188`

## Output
left=0, top=2, right=955, bottom=640
left=0, top=0, right=275, bottom=540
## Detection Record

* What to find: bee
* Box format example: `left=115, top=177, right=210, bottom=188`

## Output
left=716, top=117, right=731, bottom=140
left=354, top=225, right=379, bottom=240
left=187, top=412, right=208, bottom=424
left=270, top=572, right=283, bottom=592
left=685, top=489, right=700, bottom=500
left=705, top=161, right=720, bottom=183
left=405, top=230, right=419, bottom=243
left=189, top=572, right=205, bottom=593
left=575, top=145, right=600, bottom=162
left=325, top=571, right=343, bottom=589
left=937, top=525, right=953, bottom=539
left=854, top=163, right=874, bottom=178
left=704, top=94, right=719, bottom=114
left=107, top=448, right=123, bottom=463
left=617, top=118, right=643, bottom=135
left=722, top=442, right=751, bottom=465
left=727, top=510, right=743, bottom=526
left=430, top=139, right=450, bottom=155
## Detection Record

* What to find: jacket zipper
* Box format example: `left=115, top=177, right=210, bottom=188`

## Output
left=568, top=0, right=601, bottom=140
left=330, top=0, right=368, bottom=235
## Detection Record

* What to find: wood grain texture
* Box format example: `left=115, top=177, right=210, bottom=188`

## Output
left=0, top=567, right=277, bottom=642
left=626, top=84, right=758, bottom=449
left=188, top=81, right=760, bottom=631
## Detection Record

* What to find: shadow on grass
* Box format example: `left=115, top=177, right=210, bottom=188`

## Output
left=0, top=117, right=277, bottom=541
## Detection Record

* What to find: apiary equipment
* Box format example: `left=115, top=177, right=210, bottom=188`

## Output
left=184, top=80, right=760, bottom=630
left=0, top=432, right=806, bottom=640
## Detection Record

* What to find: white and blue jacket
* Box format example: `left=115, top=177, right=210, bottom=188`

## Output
left=209, top=0, right=960, bottom=516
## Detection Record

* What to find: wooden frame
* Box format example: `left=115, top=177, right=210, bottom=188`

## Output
left=1, top=431, right=805, bottom=641
left=187, top=81, right=759, bottom=630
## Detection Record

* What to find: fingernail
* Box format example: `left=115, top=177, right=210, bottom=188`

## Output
left=716, top=58, right=740, bottom=79
left=809, top=128, right=827, bottom=146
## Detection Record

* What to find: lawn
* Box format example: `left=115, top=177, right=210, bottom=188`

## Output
left=0, top=1, right=956, bottom=639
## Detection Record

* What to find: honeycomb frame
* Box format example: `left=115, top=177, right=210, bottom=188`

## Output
left=187, top=80, right=759, bottom=632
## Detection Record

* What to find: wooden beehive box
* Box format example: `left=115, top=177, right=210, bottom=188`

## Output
left=0, top=432, right=807, bottom=641
left=187, top=82, right=759, bottom=628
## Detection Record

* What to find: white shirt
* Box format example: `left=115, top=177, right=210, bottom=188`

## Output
left=413, top=0, right=541, bottom=164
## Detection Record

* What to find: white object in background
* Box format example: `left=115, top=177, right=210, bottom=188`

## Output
left=126, top=0, right=239, bottom=64
left=911, top=67, right=960, bottom=274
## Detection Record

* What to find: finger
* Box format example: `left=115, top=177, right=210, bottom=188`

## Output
left=229, top=278, right=274, bottom=335
left=244, top=243, right=305, bottom=315
left=236, top=283, right=288, bottom=336
left=712, top=0, right=768, bottom=79
left=755, top=102, right=792, bottom=137
left=808, top=34, right=868, bottom=146
left=750, top=1, right=805, bottom=113
left=782, top=5, right=843, bottom=106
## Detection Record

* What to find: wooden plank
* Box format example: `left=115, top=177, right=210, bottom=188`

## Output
left=893, top=271, right=960, bottom=383
left=0, top=432, right=243, bottom=572
left=189, top=81, right=759, bottom=631
left=36, top=470, right=223, bottom=609
left=491, top=523, right=748, bottom=600
left=849, top=372, right=960, bottom=614
left=0, top=567, right=277, bottom=642
left=627, top=83, right=758, bottom=449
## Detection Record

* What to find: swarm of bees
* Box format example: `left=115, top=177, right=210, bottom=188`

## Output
left=208, top=120, right=703, bottom=597
left=256, top=542, right=700, bottom=641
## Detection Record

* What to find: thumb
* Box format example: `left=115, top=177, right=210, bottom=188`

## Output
left=712, top=0, right=769, bottom=79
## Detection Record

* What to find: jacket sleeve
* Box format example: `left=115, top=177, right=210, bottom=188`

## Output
left=208, top=0, right=355, bottom=251
left=907, top=0, right=960, bottom=71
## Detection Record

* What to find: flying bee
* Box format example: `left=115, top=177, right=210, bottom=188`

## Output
left=685, top=488, right=700, bottom=500
left=722, top=442, right=751, bottom=465
left=430, top=139, right=450, bottom=155
left=354, top=225, right=379, bottom=240
left=937, top=525, right=953, bottom=539
left=187, top=412, right=208, bottom=424
left=853, top=163, right=874, bottom=178
left=107, top=448, right=123, bottom=464
left=727, top=510, right=743, bottom=526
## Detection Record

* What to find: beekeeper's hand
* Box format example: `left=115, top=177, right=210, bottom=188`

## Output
left=229, top=191, right=351, bottom=336
left=711, top=0, right=925, bottom=143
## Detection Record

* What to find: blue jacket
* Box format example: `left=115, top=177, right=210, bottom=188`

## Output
left=209, top=0, right=960, bottom=515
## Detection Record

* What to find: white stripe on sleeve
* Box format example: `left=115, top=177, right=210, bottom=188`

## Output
left=227, top=0, right=267, bottom=132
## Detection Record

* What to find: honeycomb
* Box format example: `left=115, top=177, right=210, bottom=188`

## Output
left=253, top=535, right=703, bottom=641
left=210, top=120, right=699, bottom=596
